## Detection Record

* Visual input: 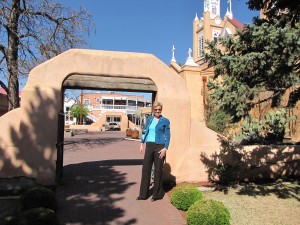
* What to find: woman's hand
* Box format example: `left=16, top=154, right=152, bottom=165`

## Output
left=140, top=143, right=144, bottom=154
left=158, top=148, right=167, bottom=159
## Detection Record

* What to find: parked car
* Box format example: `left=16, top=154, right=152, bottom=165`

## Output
left=105, top=122, right=120, bottom=131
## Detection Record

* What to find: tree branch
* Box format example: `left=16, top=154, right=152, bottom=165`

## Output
left=0, top=55, right=5, bottom=64
left=0, top=46, right=7, bottom=74
left=0, top=43, right=7, bottom=58
left=23, top=9, right=76, bottom=26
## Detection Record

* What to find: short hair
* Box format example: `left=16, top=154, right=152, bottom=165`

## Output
left=153, top=102, right=163, bottom=110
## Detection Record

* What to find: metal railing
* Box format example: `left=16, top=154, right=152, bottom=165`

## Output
left=88, top=104, right=145, bottom=114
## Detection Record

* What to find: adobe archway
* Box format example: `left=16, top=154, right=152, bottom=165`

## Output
left=0, top=49, right=191, bottom=184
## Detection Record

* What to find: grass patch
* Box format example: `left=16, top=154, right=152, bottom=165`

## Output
left=168, top=181, right=300, bottom=225
left=203, top=182, right=300, bottom=225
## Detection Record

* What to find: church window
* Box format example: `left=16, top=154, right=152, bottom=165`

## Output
left=212, top=5, right=217, bottom=16
left=212, top=30, right=221, bottom=42
left=198, top=32, right=204, bottom=57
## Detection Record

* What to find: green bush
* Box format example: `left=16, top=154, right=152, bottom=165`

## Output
left=209, top=137, right=244, bottom=185
left=18, top=207, right=59, bottom=225
left=235, top=108, right=296, bottom=144
left=187, top=199, right=230, bottom=225
left=206, top=108, right=232, bottom=135
left=170, top=184, right=203, bottom=211
left=20, top=186, right=56, bottom=211
left=263, top=108, right=295, bottom=142
left=4, top=217, right=19, bottom=225
left=235, top=116, right=263, bottom=144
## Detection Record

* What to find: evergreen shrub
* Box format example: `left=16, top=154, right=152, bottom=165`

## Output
left=4, top=216, right=19, bottom=225
left=235, top=108, right=296, bottom=144
left=187, top=199, right=230, bottom=225
left=20, top=186, right=56, bottom=211
left=170, top=184, right=203, bottom=211
left=206, top=108, right=232, bottom=135
left=18, top=207, right=59, bottom=225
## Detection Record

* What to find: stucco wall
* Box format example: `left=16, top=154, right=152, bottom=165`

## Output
left=0, top=49, right=191, bottom=185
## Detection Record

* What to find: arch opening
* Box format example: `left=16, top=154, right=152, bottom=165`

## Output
left=58, top=76, right=157, bottom=182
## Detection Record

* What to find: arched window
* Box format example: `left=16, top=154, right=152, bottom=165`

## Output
left=198, top=32, right=204, bottom=57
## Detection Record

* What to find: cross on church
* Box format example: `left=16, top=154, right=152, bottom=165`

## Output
left=228, top=0, right=232, bottom=13
left=171, top=45, right=176, bottom=62
left=188, top=48, right=192, bottom=58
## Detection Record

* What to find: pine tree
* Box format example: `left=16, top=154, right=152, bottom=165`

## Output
left=205, top=0, right=300, bottom=122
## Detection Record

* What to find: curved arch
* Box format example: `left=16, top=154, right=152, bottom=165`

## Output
left=62, top=74, right=158, bottom=92
left=0, top=49, right=191, bottom=184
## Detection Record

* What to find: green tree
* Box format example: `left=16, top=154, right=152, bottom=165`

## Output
left=247, top=0, right=300, bottom=28
left=0, top=0, right=94, bottom=111
left=70, top=104, right=88, bottom=124
left=205, top=90, right=233, bottom=134
left=205, top=0, right=300, bottom=122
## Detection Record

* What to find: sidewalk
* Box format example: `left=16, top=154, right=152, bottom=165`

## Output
left=56, top=131, right=186, bottom=225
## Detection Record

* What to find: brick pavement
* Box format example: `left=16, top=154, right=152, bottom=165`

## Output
left=56, top=131, right=186, bottom=225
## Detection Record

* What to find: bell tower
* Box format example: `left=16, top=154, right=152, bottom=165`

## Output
left=193, top=0, right=224, bottom=61
left=204, top=0, right=220, bottom=18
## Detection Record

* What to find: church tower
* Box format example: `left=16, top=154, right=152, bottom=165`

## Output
left=193, top=0, right=241, bottom=65
left=204, top=0, right=220, bottom=18
left=170, top=0, right=243, bottom=122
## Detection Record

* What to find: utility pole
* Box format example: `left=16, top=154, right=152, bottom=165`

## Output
left=80, top=90, right=83, bottom=125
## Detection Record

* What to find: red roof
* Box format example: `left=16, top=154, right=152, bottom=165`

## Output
left=0, top=88, right=7, bottom=95
left=228, top=18, right=243, bottom=29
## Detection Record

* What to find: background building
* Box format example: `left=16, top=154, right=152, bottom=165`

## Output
left=65, top=91, right=152, bottom=131
left=170, top=0, right=242, bottom=123
left=0, top=88, right=21, bottom=117
left=0, top=88, right=8, bottom=117
left=169, top=0, right=299, bottom=141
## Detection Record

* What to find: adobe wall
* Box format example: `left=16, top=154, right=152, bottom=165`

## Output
left=0, top=49, right=191, bottom=185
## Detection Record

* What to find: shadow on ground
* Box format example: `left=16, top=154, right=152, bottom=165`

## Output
left=64, top=136, right=124, bottom=151
left=235, top=181, right=300, bottom=201
left=56, top=159, right=143, bottom=225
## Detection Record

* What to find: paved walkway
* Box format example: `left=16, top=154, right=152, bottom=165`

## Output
left=56, top=131, right=186, bottom=225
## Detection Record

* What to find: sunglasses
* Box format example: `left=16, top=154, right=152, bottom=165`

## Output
left=154, top=108, right=162, bottom=112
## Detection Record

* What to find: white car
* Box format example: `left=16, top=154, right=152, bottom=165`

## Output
left=105, top=122, right=120, bottom=131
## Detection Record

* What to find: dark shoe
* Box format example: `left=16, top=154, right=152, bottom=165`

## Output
left=136, top=197, right=146, bottom=200
left=151, top=197, right=163, bottom=202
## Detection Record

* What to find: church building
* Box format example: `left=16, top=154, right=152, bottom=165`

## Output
left=170, top=0, right=243, bottom=123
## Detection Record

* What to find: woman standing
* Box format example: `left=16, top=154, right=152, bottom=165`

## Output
left=137, top=102, right=171, bottom=201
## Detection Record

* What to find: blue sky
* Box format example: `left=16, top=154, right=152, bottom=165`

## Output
left=19, top=0, right=259, bottom=98
left=64, top=0, right=259, bottom=65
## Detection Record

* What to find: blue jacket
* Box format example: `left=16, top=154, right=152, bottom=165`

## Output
left=141, top=115, right=171, bottom=149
